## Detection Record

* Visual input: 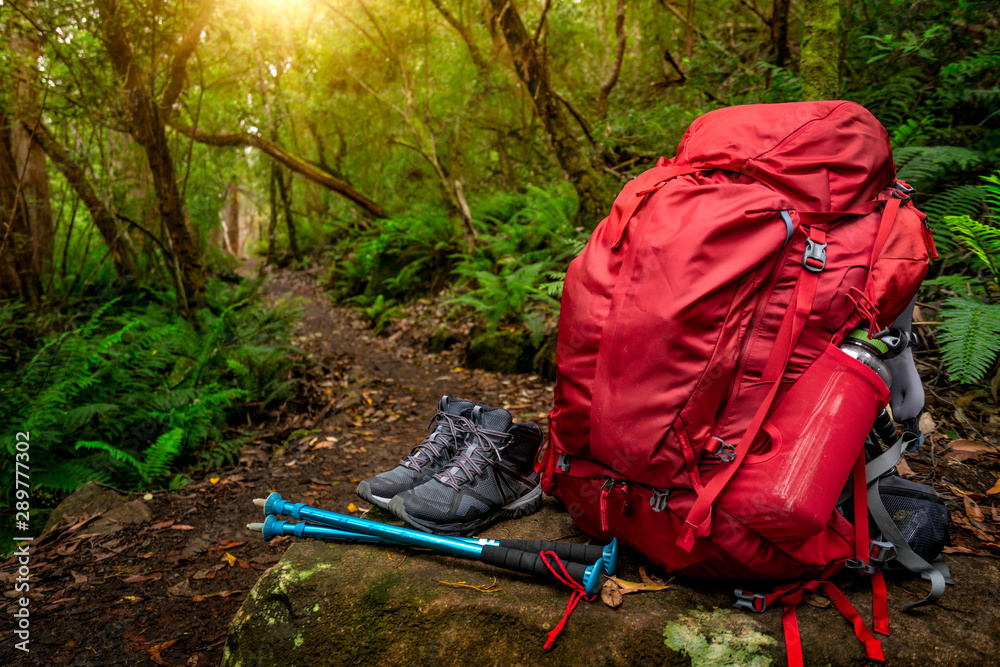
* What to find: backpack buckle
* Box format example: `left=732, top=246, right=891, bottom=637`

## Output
left=556, top=452, right=571, bottom=473
left=650, top=489, right=670, bottom=512
left=845, top=558, right=876, bottom=575
left=892, top=182, right=914, bottom=201
left=802, top=237, right=827, bottom=273
left=870, top=540, right=897, bottom=566
left=733, top=589, right=768, bottom=612
left=710, top=437, right=736, bottom=463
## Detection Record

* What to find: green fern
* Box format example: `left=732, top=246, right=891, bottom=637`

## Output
left=944, top=214, right=1000, bottom=282
left=936, top=296, right=1000, bottom=384
left=76, top=427, right=184, bottom=486
left=918, top=185, right=986, bottom=247
left=895, top=146, right=984, bottom=190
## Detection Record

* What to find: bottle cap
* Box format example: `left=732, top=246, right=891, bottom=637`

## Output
left=846, top=329, right=890, bottom=355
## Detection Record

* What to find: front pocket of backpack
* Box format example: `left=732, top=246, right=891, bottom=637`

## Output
left=717, top=342, right=890, bottom=540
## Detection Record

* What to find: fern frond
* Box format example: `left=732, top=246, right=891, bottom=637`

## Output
left=142, top=428, right=185, bottom=483
left=944, top=215, right=1000, bottom=280
left=936, top=296, right=1000, bottom=384
left=895, top=146, right=984, bottom=189
left=75, top=440, right=143, bottom=471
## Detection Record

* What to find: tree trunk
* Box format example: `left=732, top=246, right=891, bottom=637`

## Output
left=800, top=0, right=842, bottom=100
left=223, top=182, right=240, bottom=257
left=27, top=120, right=139, bottom=278
left=684, top=0, right=696, bottom=60
left=276, top=169, right=301, bottom=261
left=0, top=111, right=35, bottom=303
left=267, top=167, right=278, bottom=264
left=486, top=0, right=610, bottom=227
left=771, top=0, right=791, bottom=68
left=4, top=4, right=53, bottom=301
left=95, top=0, right=206, bottom=307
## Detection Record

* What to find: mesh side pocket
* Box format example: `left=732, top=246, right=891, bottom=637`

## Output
left=878, top=475, right=950, bottom=563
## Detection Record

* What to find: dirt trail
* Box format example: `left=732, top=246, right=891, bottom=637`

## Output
left=0, top=266, right=554, bottom=666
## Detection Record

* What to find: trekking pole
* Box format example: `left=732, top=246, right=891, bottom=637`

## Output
left=252, top=493, right=606, bottom=595
left=256, top=493, right=618, bottom=575
left=249, top=513, right=618, bottom=576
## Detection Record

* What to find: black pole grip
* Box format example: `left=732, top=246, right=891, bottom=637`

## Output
left=872, top=410, right=899, bottom=449
left=497, top=539, right=604, bottom=564
left=480, top=545, right=590, bottom=584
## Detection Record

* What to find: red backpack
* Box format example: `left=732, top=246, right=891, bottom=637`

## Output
left=539, top=101, right=939, bottom=664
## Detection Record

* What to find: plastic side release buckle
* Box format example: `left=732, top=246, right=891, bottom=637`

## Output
left=869, top=540, right=897, bottom=566
left=892, top=181, right=914, bottom=201
left=802, top=237, right=827, bottom=273
left=710, top=437, right=736, bottom=463
left=845, top=558, right=876, bottom=576
left=556, top=452, right=571, bottom=474
left=733, top=589, right=768, bottom=612
left=650, top=489, right=670, bottom=512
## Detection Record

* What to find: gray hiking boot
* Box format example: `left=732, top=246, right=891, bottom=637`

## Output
left=387, top=404, right=544, bottom=536
left=356, top=396, right=474, bottom=509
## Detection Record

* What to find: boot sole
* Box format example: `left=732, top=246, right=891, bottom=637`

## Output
left=356, top=480, right=393, bottom=510
left=388, top=485, right=544, bottom=537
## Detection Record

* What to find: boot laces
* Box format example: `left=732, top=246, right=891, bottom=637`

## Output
left=434, top=423, right=511, bottom=490
left=400, top=411, right=471, bottom=472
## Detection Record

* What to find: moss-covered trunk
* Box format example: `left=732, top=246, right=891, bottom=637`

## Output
left=800, top=0, right=843, bottom=100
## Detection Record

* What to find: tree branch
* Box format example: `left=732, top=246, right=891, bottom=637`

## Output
left=161, top=0, right=216, bottom=110
left=25, top=118, right=138, bottom=277
left=596, top=0, right=627, bottom=120
left=428, top=0, right=488, bottom=74
left=168, top=121, right=386, bottom=218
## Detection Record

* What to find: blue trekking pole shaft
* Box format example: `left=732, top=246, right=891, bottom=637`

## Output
left=259, top=494, right=618, bottom=574
left=250, top=515, right=618, bottom=575
left=256, top=493, right=605, bottom=594
left=249, top=515, right=388, bottom=544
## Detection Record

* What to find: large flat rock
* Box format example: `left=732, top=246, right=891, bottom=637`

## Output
left=223, top=499, right=1000, bottom=666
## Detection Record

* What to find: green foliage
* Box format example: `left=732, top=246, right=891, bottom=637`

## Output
left=894, top=146, right=985, bottom=190
left=449, top=261, right=559, bottom=335
left=926, top=174, right=1000, bottom=384
left=936, top=297, right=1000, bottom=384
left=0, top=278, right=302, bottom=495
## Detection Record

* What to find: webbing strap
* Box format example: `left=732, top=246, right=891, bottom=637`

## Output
left=760, top=580, right=885, bottom=666
left=867, top=478, right=948, bottom=609
left=611, top=166, right=705, bottom=249
left=852, top=451, right=870, bottom=565
left=859, top=194, right=904, bottom=336
left=677, top=229, right=824, bottom=552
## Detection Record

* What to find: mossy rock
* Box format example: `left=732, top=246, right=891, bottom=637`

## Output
left=465, top=329, right=535, bottom=374
left=225, top=495, right=1000, bottom=667
left=428, top=327, right=463, bottom=354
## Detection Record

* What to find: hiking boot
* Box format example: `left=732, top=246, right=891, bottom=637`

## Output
left=387, top=404, right=544, bottom=536
left=356, top=396, right=474, bottom=510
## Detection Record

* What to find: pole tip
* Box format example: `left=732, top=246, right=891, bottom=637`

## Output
left=247, top=522, right=264, bottom=531
left=252, top=498, right=266, bottom=507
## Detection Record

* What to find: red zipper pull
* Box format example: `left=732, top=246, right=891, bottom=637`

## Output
left=619, top=482, right=631, bottom=517
left=599, top=479, right=614, bottom=532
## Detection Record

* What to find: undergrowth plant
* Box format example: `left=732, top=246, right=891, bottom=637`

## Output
left=926, top=172, right=1000, bottom=384
left=0, top=278, right=302, bottom=496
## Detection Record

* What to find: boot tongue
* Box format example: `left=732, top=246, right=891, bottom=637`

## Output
left=440, top=395, right=475, bottom=416
left=472, top=404, right=512, bottom=433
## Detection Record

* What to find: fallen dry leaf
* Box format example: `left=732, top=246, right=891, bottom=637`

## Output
left=123, top=572, right=163, bottom=584
left=604, top=575, right=671, bottom=594
left=639, top=565, right=666, bottom=586
left=918, top=412, right=937, bottom=434
left=148, top=638, right=179, bottom=666
left=947, top=485, right=971, bottom=498
left=222, top=552, right=237, bottom=567
left=945, top=450, right=984, bottom=463
left=150, top=520, right=175, bottom=530
left=70, top=570, right=88, bottom=585
left=209, top=477, right=220, bottom=484
left=987, top=476, right=1000, bottom=496
left=965, top=497, right=986, bottom=523
left=941, top=546, right=976, bottom=554
left=171, top=524, right=195, bottom=531
left=993, top=505, right=1000, bottom=523
left=948, top=439, right=996, bottom=453
left=600, top=578, right=624, bottom=608
left=347, top=502, right=358, bottom=513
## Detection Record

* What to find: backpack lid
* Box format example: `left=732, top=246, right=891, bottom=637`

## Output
left=672, top=101, right=896, bottom=211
